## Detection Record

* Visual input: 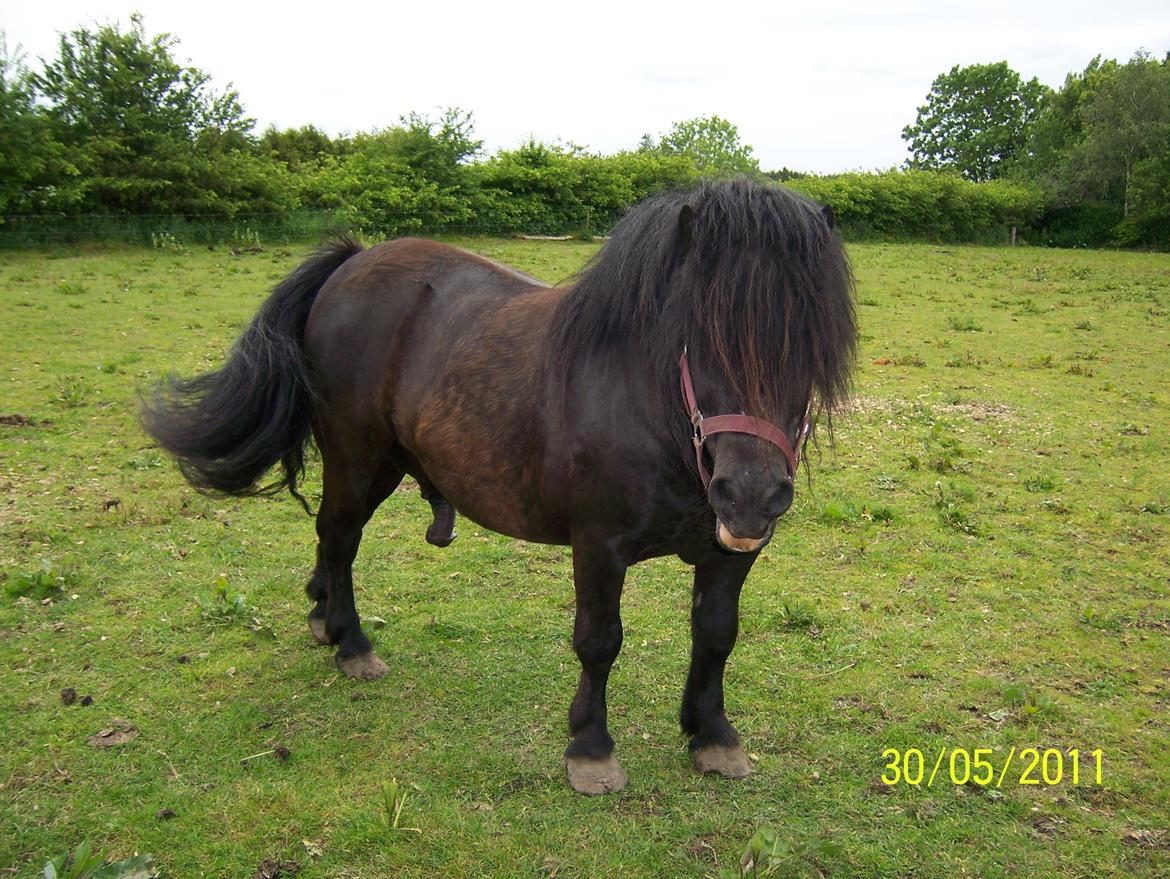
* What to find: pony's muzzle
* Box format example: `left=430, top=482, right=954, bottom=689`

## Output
left=708, top=472, right=792, bottom=554
left=715, top=520, right=776, bottom=554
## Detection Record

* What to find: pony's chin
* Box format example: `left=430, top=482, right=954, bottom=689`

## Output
left=715, top=521, right=773, bottom=554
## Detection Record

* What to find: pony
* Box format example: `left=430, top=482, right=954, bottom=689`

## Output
left=144, top=178, right=856, bottom=794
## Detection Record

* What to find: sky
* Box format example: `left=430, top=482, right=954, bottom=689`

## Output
left=3, top=1, right=1168, bottom=174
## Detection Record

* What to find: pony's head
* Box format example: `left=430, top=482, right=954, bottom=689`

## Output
left=556, top=178, right=857, bottom=551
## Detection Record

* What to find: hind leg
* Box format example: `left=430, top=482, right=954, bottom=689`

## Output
left=307, top=455, right=403, bottom=679
left=307, top=459, right=403, bottom=646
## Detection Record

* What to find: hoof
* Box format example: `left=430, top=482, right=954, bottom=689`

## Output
left=692, top=744, right=754, bottom=779
left=335, top=651, right=389, bottom=681
left=308, top=615, right=330, bottom=646
left=566, top=755, right=628, bottom=795
left=425, top=527, right=456, bottom=547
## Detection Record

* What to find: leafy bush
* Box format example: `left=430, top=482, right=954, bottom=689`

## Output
left=788, top=170, right=1046, bottom=243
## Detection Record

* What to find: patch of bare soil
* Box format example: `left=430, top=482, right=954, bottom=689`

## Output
left=255, top=859, right=300, bottom=879
left=87, top=718, right=138, bottom=748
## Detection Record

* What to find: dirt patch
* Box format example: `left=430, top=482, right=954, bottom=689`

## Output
left=681, top=834, right=720, bottom=863
left=0, top=414, right=50, bottom=427
left=255, top=859, right=300, bottom=879
left=843, top=396, right=1017, bottom=423
left=1123, top=828, right=1168, bottom=849
left=87, top=718, right=138, bottom=748
left=842, top=395, right=895, bottom=416
left=941, top=401, right=1017, bottom=422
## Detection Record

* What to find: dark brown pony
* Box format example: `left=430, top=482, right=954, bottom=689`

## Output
left=144, top=178, right=856, bottom=794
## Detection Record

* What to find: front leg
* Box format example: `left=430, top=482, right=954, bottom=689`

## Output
left=565, top=533, right=628, bottom=795
left=681, top=553, right=756, bottom=778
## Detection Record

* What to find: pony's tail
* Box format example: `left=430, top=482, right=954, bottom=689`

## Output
left=142, top=238, right=364, bottom=511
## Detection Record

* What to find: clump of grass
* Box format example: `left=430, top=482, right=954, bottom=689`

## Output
left=1078, top=604, right=1122, bottom=631
left=1001, top=682, right=1056, bottom=721
left=1023, top=474, right=1055, bottom=492
left=875, top=353, right=926, bottom=367
left=820, top=501, right=860, bottom=525
left=55, top=375, right=93, bottom=408
left=1014, top=298, right=1042, bottom=315
left=935, top=481, right=979, bottom=535
left=1039, top=497, right=1072, bottom=515
left=5, top=559, right=74, bottom=600
left=1026, top=354, right=1055, bottom=369
left=776, top=601, right=821, bottom=630
left=1118, top=422, right=1149, bottom=436
left=150, top=231, right=185, bottom=252
left=231, top=225, right=263, bottom=249
left=908, top=422, right=972, bottom=475
left=124, top=451, right=165, bottom=471
left=380, top=778, right=421, bottom=833
left=729, top=827, right=840, bottom=878
left=946, top=315, right=981, bottom=332
left=929, top=453, right=968, bottom=474
left=196, top=577, right=250, bottom=623
left=42, top=840, right=155, bottom=879
left=100, top=353, right=144, bottom=375
left=1073, top=319, right=1096, bottom=331
left=196, top=577, right=274, bottom=637
left=944, top=350, right=986, bottom=368
left=57, top=281, right=88, bottom=296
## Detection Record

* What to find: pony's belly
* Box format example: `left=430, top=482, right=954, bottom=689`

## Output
left=408, top=446, right=569, bottom=546
left=430, top=477, right=568, bottom=545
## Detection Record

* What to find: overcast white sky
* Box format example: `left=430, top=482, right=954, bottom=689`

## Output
left=3, top=1, right=1167, bottom=173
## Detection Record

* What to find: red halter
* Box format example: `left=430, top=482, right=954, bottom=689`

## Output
left=679, top=349, right=809, bottom=488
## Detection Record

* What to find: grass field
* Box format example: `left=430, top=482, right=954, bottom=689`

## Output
left=2, top=238, right=1168, bottom=878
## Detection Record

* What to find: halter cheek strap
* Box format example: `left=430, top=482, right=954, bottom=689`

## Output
left=679, top=349, right=809, bottom=489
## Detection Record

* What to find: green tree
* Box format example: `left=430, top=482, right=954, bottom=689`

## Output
left=657, top=115, right=760, bottom=176
left=0, top=36, right=72, bottom=213
left=392, top=108, right=482, bottom=185
left=1015, top=56, right=1117, bottom=186
left=32, top=13, right=291, bottom=214
left=1070, top=51, right=1170, bottom=220
left=310, top=110, right=482, bottom=232
left=902, top=61, right=1048, bottom=181
left=259, top=124, right=345, bottom=174
left=1025, top=52, right=1170, bottom=245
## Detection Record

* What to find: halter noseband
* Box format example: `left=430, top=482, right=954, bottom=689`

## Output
left=679, top=349, right=809, bottom=489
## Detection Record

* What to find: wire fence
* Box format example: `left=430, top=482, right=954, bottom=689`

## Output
left=0, top=211, right=612, bottom=248
left=0, top=209, right=1040, bottom=249
left=0, top=212, right=339, bottom=248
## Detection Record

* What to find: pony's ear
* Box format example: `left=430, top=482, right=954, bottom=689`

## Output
left=821, top=203, right=835, bottom=229
left=678, top=203, right=695, bottom=248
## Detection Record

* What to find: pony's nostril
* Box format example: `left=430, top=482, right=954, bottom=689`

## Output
left=707, top=476, right=734, bottom=518
left=766, top=480, right=794, bottom=518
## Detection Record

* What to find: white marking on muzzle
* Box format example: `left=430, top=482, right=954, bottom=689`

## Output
left=716, top=522, right=768, bottom=553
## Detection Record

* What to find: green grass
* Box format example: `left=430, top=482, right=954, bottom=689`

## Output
left=2, top=240, right=1168, bottom=877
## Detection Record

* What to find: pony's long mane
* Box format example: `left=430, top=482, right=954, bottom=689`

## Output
left=550, top=178, right=857, bottom=439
